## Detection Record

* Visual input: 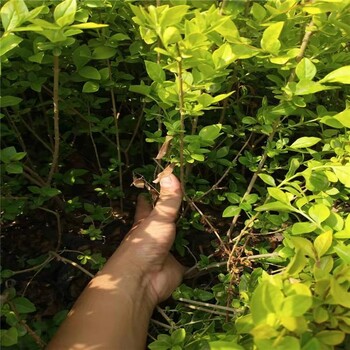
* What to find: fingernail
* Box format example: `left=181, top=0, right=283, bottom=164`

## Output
left=160, top=175, right=173, bottom=188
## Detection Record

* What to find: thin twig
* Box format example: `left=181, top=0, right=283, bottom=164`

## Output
left=179, top=297, right=237, bottom=314
left=87, top=106, right=103, bottom=174
left=42, top=84, right=116, bottom=148
left=21, top=117, right=53, bottom=154
left=23, top=171, right=45, bottom=187
left=181, top=302, right=235, bottom=318
left=49, top=251, right=94, bottom=278
left=176, top=43, right=186, bottom=193
left=227, top=129, right=277, bottom=238
left=108, top=61, right=124, bottom=211
left=220, top=0, right=228, bottom=15
left=288, top=18, right=315, bottom=82
left=3, top=109, right=27, bottom=152
left=39, top=207, right=62, bottom=251
left=247, top=252, right=279, bottom=260
left=47, top=54, right=60, bottom=184
left=23, top=165, right=46, bottom=186
left=124, top=102, right=145, bottom=154
left=8, top=301, right=46, bottom=348
left=11, top=256, right=53, bottom=276
left=196, top=133, right=253, bottom=201
left=156, top=306, right=176, bottom=327
left=190, top=201, right=228, bottom=252
left=219, top=74, right=236, bottom=124
left=150, top=319, right=172, bottom=330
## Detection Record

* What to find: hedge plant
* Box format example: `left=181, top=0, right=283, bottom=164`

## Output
left=1, top=0, right=350, bottom=349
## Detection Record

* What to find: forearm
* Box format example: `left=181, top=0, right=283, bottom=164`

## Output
left=47, top=252, right=155, bottom=350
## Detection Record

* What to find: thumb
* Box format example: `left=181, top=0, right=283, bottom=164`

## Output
left=149, top=174, right=182, bottom=223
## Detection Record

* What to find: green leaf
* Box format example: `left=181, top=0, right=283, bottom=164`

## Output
left=129, top=84, right=152, bottom=96
left=223, top=205, right=240, bottom=217
left=255, top=201, right=294, bottom=212
left=292, top=222, right=317, bottom=235
left=236, top=314, right=254, bottom=334
left=28, top=186, right=42, bottom=194
left=333, top=243, right=350, bottom=264
left=212, top=92, right=234, bottom=103
left=319, top=66, right=350, bottom=84
left=304, top=170, right=329, bottom=192
left=197, top=94, right=214, bottom=107
left=332, top=108, right=350, bottom=128
left=287, top=236, right=316, bottom=260
left=261, top=22, right=284, bottom=54
left=41, top=187, right=61, bottom=197
left=286, top=158, right=300, bottom=178
left=171, top=328, right=186, bottom=344
left=251, top=282, right=284, bottom=322
left=72, top=45, right=91, bottom=69
left=309, top=204, right=330, bottom=224
left=162, top=26, right=181, bottom=46
left=314, top=230, right=332, bottom=258
left=0, top=327, right=18, bottom=347
left=0, top=0, right=28, bottom=31
left=316, top=330, right=345, bottom=346
left=290, top=137, right=321, bottom=149
left=295, top=58, right=316, bottom=81
left=79, top=66, right=101, bottom=80
left=28, top=52, right=45, bottom=63
left=258, top=174, right=276, bottom=186
left=212, top=43, right=237, bottom=69
left=215, top=18, right=240, bottom=42
left=199, top=124, right=222, bottom=141
left=5, top=163, right=23, bottom=174
left=12, top=297, right=36, bottom=313
left=0, top=96, right=22, bottom=108
left=54, top=0, right=76, bottom=27
left=322, top=109, right=350, bottom=129
left=82, top=81, right=99, bottom=93
left=109, top=33, right=130, bottom=42
left=329, top=276, right=350, bottom=308
left=268, top=187, right=290, bottom=203
left=294, top=80, right=336, bottom=95
left=190, top=154, right=205, bottom=161
left=71, top=22, right=108, bottom=29
left=92, top=46, right=116, bottom=59
left=286, top=249, right=307, bottom=276
left=145, top=61, right=165, bottom=83
left=250, top=3, right=266, bottom=21
left=195, top=289, right=214, bottom=301
left=230, top=44, right=259, bottom=60
left=209, top=340, right=244, bottom=350
left=0, top=33, right=23, bottom=57
left=159, top=5, right=189, bottom=26
left=281, top=294, right=313, bottom=317
left=0, top=146, right=17, bottom=163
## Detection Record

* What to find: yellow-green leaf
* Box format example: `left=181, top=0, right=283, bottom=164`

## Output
left=261, top=22, right=284, bottom=54
left=314, top=230, right=332, bottom=258
left=71, top=22, right=108, bottom=29
left=319, top=66, right=350, bottom=84
left=309, top=204, right=330, bottom=224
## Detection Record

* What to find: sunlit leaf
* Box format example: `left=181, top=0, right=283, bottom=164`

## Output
left=319, top=66, right=350, bottom=84
left=314, top=230, right=332, bottom=258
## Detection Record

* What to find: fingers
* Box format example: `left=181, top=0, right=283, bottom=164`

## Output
left=149, top=174, right=182, bottom=223
left=133, top=194, right=153, bottom=224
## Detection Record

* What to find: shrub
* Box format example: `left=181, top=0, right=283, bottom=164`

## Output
left=1, top=0, right=349, bottom=349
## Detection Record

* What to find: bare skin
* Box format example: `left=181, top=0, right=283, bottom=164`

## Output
left=47, top=174, right=184, bottom=350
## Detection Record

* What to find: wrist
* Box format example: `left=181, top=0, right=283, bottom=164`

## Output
left=99, top=250, right=158, bottom=309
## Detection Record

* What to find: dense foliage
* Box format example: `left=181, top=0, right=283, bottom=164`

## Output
left=1, top=0, right=350, bottom=349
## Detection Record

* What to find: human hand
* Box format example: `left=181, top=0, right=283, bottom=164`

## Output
left=114, top=173, right=184, bottom=306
